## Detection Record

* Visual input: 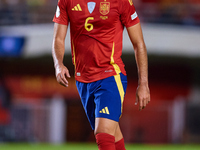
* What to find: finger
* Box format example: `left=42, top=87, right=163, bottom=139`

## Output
left=144, top=95, right=150, bottom=109
left=58, top=74, right=68, bottom=87
left=60, top=81, right=68, bottom=87
left=147, top=95, right=150, bottom=104
left=143, top=98, right=147, bottom=107
left=57, top=74, right=66, bottom=86
left=61, top=73, right=69, bottom=86
left=139, top=98, right=143, bottom=111
left=142, top=100, right=146, bottom=110
left=65, top=69, right=71, bottom=78
left=142, top=101, right=146, bottom=110
left=135, top=96, right=138, bottom=105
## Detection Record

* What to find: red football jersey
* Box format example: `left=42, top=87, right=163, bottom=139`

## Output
left=53, top=0, right=140, bottom=83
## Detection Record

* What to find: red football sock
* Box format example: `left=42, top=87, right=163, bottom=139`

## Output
left=96, top=133, right=116, bottom=150
left=115, top=138, right=126, bottom=150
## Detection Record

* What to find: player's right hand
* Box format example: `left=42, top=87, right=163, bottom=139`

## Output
left=55, top=64, right=71, bottom=87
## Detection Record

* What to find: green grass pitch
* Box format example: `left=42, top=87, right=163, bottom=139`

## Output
left=0, top=143, right=200, bottom=150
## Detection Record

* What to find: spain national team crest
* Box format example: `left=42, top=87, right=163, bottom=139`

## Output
left=100, top=2, right=110, bottom=15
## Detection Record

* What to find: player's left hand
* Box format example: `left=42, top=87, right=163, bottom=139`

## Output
left=135, top=83, right=150, bottom=111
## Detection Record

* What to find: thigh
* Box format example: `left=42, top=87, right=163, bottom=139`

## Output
left=76, top=73, right=127, bottom=131
left=76, top=81, right=97, bottom=130
left=94, top=73, right=127, bottom=123
left=94, top=118, right=124, bottom=141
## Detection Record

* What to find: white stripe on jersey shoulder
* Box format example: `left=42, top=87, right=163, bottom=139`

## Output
left=56, top=6, right=60, bottom=18
left=131, top=12, right=138, bottom=20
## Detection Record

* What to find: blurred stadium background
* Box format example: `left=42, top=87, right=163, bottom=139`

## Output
left=0, top=0, right=200, bottom=148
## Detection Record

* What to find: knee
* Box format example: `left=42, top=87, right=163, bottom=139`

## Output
left=94, top=118, right=117, bottom=136
left=94, top=118, right=118, bottom=136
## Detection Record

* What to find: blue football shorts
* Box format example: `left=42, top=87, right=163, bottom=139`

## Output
left=76, top=73, right=127, bottom=130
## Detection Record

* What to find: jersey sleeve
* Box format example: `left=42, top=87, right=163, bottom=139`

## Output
left=119, top=0, right=140, bottom=28
left=53, top=0, right=69, bottom=25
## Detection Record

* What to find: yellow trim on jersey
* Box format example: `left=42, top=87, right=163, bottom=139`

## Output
left=114, top=74, right=125, bottom=113
left=110, top=42, right=121, bottom=74
left=128, top=0, right=133, bottom=6
left=72, top=40, right=76, bottom=70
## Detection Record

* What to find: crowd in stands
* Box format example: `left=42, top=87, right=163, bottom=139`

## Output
left=0, top=0, right=200, bottom=26
left=136, top=0, right=200, bottom=26
left=0, top=0, right=56, bottom=25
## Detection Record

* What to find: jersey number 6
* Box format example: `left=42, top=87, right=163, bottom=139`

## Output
left=85, top=17, right=94, bottom=32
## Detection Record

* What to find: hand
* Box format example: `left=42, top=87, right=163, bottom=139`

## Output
left=135, top=83, right=150, bottom=111
left=55, top=64, right=71, bottom=87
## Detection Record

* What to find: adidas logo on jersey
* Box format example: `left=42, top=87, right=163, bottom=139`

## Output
left=72, top=4, right=82, bottom=11
left=99, top=107, right=110, bottom=114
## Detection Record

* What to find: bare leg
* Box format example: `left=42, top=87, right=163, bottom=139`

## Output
left=115, top=124, right=126, bottom=150
left=94, top=118, right=124, bottom=141
left=94, top=118, right=126, bottom=150
left=94, top=118, right=118, bottom=136
left=114, top=124, right=123, bottom=142
left=94, top=118, right=118, bottom=150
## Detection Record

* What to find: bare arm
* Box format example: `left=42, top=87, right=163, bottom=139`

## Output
left=52, top=23, right=71, bottom=87
left=127, top=23, right=150, bottom=111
